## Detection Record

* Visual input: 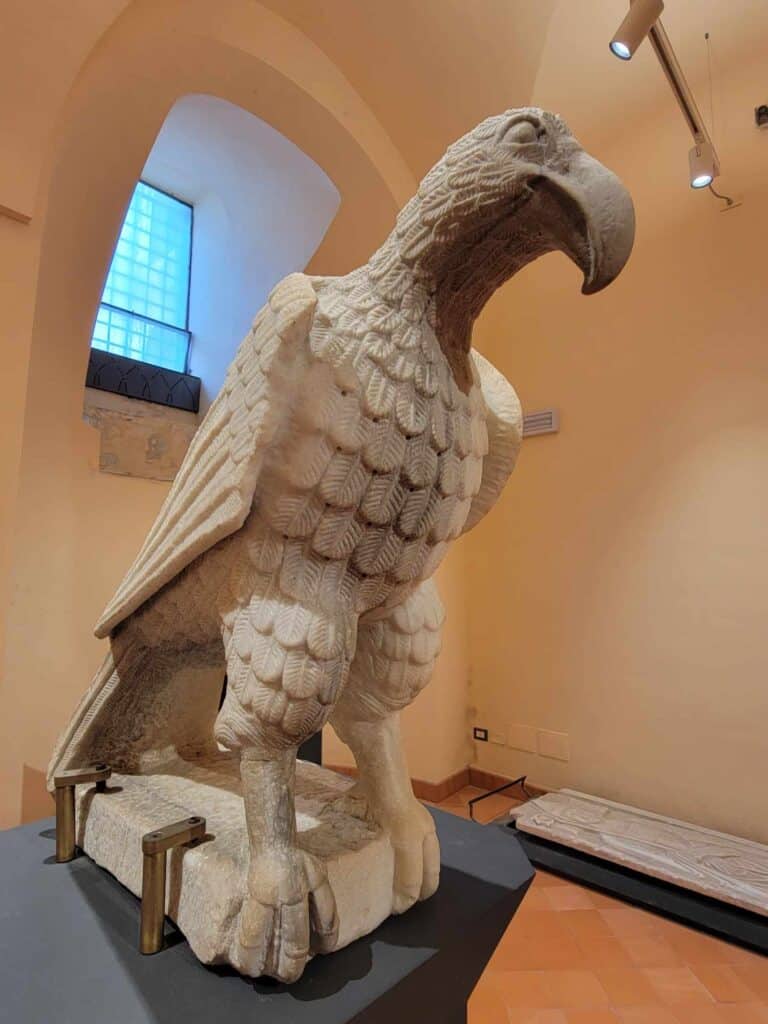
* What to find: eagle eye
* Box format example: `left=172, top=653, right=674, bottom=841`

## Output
left=499, top=118, right=542, bottom=147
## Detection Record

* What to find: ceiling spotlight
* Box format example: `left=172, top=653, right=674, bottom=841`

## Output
left=611, top=7, right=725, bottom=194
left=688, top=140, right=719, bottom=189
left=610, top=0, right=664, bottom=60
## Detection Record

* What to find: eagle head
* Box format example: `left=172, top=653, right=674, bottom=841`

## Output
left=393, top=107, right=635, bottom=300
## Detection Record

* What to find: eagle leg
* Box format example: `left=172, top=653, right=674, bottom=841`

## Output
left=214, top=586, right=349, bottom=981
left=231, top=747, right=338, bottom=981
left=330, top=579, right=445, bottom=914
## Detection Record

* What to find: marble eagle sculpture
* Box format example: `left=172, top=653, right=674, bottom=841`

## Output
left=50, top=108, right=634, bottom=981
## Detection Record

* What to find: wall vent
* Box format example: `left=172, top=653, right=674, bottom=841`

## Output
left=522, top=408, right=559, bottom=438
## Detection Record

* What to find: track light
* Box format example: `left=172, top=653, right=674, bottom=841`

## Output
left=688, top=140, right=718, bottom=189
left=610, top=0, right=664, bottom=61
left=611, top=5, right=723, bottom=192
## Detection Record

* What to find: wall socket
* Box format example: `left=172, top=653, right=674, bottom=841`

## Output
left=537, top=729, right=570, bottom=762
left=473, top=726, right=488, bottom=742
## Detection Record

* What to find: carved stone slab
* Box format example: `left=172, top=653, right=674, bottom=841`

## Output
left=513, top=789, right=768, bottom=916
left=74, top=758, right=394, bottom=966
left=84, top=389, right=198, bottom=481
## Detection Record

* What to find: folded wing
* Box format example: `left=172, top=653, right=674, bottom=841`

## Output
left=462, top=349, right=522, bottom=534
left=94, top=274, right=317, bottom=639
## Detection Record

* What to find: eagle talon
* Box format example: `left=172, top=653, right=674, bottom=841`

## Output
left=232, top=848, right=338, bottom=981
left=385, top=800, right=441, bottom=914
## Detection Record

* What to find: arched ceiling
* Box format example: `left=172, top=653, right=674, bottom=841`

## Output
left=257, top=0, right=558, bottom=176
left=6, top=0, right=764, bottom=226
left=1, top=0, right=559, bottom=224
left=0, top=0, right=131, bottom=220
left=258, top=0, right=766, bottom=190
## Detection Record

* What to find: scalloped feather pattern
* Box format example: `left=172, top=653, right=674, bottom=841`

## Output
left=89, top=259, right=519, bottom=747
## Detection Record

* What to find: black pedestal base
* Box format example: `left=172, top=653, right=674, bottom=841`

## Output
left=1, top=808, right=533, bottom=1023
left=508, top=821, right=768, bottom=956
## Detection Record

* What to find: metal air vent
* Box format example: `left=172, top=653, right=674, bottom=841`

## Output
left=522, top=408, right=559, bottom=438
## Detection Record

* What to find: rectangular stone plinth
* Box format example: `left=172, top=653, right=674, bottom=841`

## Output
left=73, top=756, right=395, bottom=965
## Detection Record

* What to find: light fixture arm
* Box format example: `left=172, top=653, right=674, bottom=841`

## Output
left=612, top=1, right=722, bottom=188
left=648, top=19, right=716, bottom=155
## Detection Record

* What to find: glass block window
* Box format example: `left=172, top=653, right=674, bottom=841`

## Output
left=91, top=182, right=192, bottom=373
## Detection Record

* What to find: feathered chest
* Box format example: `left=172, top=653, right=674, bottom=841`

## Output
left=257, top=287, right=488, bottom=593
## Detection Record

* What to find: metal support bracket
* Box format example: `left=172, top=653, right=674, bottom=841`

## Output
left=468, top=774, right=530, bottom=821
left=140, top=816, right=206, bottom=955
left=53, top=764, right=112, bottom=862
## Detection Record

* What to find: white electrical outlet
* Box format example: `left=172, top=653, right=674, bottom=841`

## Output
left=537, top=729, right=570, bottom=762
left=507, top=724, right=537, bottom=753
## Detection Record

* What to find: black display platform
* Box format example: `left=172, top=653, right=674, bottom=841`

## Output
left=508, top=821, right=768, bottom=955
left=1, top=808, right=533, bottom=1024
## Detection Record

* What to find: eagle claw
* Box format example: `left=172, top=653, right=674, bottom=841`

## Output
left=231, top=848, right=338, bottom=981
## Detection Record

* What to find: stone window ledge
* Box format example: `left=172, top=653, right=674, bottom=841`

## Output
left=84, top=387, right=199, bottom=482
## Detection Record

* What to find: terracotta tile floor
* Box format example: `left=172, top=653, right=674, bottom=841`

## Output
left=430, top=786, right=768, bottom=1024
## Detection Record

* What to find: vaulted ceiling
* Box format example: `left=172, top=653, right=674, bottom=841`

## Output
left=258, top=0, right=766, bottom=176
left=4, top=0, right=766, bottom=222
left=257, top=0, right=557, bottom=176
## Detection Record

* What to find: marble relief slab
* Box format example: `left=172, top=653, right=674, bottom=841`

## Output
left=513, top=789, right=768, bottom=916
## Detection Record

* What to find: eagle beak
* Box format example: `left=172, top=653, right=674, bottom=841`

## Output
left=536, top=150, right=635, bottom=295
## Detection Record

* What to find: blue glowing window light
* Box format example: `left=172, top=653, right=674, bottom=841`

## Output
left=91, top=182, right=192, bottom=372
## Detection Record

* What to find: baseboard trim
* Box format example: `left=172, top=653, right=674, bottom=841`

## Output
left=325, top=763, right=471, bottom=803
left=323, top=763, right=548, bottom=805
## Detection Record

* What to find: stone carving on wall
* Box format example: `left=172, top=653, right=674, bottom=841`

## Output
left=84, top=388, right=199, bottom=481
left=50, top=108, right=634, bottom=981
left=514, top=790, right=768, bottom=916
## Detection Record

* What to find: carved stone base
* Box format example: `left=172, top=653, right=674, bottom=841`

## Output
left=74, top=756, right=394, bottom=967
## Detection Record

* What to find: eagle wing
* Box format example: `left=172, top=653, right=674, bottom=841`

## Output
left=94, top=273, right=317, bottom=639
left=462, top=349, right=522, bottom=534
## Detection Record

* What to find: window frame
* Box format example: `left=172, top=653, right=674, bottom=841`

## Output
left=135, top=178, right=195, bottom=357
left=86, top=180, right=201, bottom=412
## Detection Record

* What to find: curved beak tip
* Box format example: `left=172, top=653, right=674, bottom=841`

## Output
left=582, top=202, right=636, bottom=296
left=581, top=272, right=613, bottom=296
left=553, top=153, right=636, bottom=298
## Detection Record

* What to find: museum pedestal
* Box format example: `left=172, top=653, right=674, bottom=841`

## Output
left=0, top=806, right=533, bottom=1024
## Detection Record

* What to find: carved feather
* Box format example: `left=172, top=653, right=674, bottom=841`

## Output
left=362, top=417, right=407, bottom=473
left=318, top=451, right=370, bottom=508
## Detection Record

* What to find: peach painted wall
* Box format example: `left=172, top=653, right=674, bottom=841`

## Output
left=466, top=13, right=768, bottom=842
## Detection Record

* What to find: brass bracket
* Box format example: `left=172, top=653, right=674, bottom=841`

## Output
left=53, top=764, right=112, bottom=863
left=140, top=816, right=206, bottom=955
